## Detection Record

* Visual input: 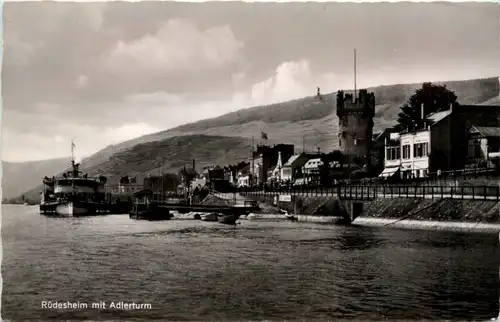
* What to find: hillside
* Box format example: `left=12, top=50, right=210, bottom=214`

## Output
left=79, top=76, right=500, bottom=169
left=21, top=135, right=252, bottom=202
left=6, top=76, right=500, bottom=201
left=1, top=157, right=70, bottom=200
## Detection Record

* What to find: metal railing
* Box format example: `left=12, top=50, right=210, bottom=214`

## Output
left=238, top=184, right=500, bottom=201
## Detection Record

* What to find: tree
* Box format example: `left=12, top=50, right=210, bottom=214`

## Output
left=330, top=150, right=344, bottom=163
left=396, top=82, right=457, bottom=132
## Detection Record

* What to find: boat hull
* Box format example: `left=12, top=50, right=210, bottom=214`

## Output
left=129, top=203, right=173, bottom=221
left=40, top=201, right=106, bottom=217
left=55, top=202, right=88, bottom=217
left=218, top=214, right=237, bottom=225
left=201, top=213, right=218, bottom=222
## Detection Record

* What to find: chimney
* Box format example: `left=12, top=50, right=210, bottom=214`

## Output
left=421, top=103, right=425, bottom=120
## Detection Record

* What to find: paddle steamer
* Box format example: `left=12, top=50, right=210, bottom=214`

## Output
left=39, top=142, right=108, bottom=216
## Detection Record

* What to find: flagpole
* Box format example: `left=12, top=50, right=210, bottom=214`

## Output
left=71, top=140, right=74, bottom=163
left=354, top=48, right=357, bottom=101
left=252, top=136, right=255, bottom=186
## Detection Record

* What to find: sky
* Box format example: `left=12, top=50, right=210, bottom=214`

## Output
left=1, top=1, right=500, bottom=162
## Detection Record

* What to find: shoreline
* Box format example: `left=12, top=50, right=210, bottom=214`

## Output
left=353, top=217, right=500, bottom=233
left=241, top=213, right=500, bottom=233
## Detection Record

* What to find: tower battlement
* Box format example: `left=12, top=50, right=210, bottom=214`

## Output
left=336, top=89, right=375, bottom=118
left=335, top=89, right=376, bottom=166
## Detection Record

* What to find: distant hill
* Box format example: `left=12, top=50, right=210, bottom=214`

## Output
left=20, top=135, right=251, bottom=201
left=6, top=76, right=500, bottom=202
left=79, top=76, right=500, bottom=169
left=1, top=157, right=70, bottom=200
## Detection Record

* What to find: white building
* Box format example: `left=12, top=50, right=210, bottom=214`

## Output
left=269, top=151, right=284, bottom=182
left=236, top=164, right=251, bottom=187
left=280, top=153, right=310, bottom=182
left=400, top=129, right=430, bottom=179
left=380, top=108, right=452, bottom=179
left=380, top=128, right=430, bottom=179
left=302, top=158, right=323, bottom=184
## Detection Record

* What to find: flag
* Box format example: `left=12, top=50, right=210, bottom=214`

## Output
left=71, top=140, right=76, bottom=148
left=261, top=131, right=268, bottom=140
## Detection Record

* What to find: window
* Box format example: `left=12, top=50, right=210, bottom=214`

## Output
left=402, top=145, right=411, bottom=159
left=413, top=142, right=429, bottom=158
left=385, top=146, right=401, bottom=161
left=354, top=138, right=363, bottom=146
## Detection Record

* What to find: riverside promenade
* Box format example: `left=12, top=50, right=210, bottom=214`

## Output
left=211, top=183, right=500, bottom=227
left=237, top=184, right=500, bottom=201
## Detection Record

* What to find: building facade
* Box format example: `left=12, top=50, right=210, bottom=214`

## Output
left=380, top=109, right=452, bottom=179
left=380, top=129, right=431, bottom=179
left=447, top=104, right=500, bottom=169
left=280, top=153, right=310, bottom=183
left=379, top=132, right=402, bottom=178
left=302, top=158, right=323, bottom=184
left=116, top=175, right=144, bottom=194
left=236, top=164, right=251, bottom=187
left=380, top=103, right=500, bottom=178
left=372, top=128, right=400, bottom=173
left=467, top=125, right=500, bottom=165
left=400, top=129, right=430, bottom=179
left=336, top=89, right=375, bottom=165
left=251, top=144, right=294, bottom=185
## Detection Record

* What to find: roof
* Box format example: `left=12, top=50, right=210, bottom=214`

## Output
left=397, top=109, right=452, bottom=136
left=133, top=189, right=153, bottom=197
left=303, top=158, right=323, bottom=168
left=268, top=165, right=276, bottom=172
left=470, top=125, right=500, bottom=138
left=284, top=154, right=301, bottom=167
left=237, top=164, right=251, bottom=175
left=374, top=128, right=400, bottom=142
left=427, top=109, right=452, bottom=125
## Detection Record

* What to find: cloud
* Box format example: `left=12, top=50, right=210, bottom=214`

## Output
left=2, top=58, right=333, bottom=162
left=76, top=75, right=89, bottom=89
left=4, top=37, right=37, bottom=67
left=248, top=60, right=338, bottom=105
left=2, top=117, right=161, bottom=162
left=2, top=1, right=500, bottom=162
left=105, top=19, right=245, bottom=74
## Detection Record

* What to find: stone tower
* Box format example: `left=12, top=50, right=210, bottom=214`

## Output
left=336, top=89, right=375, bottom=165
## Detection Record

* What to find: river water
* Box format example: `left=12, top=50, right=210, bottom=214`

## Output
left=2, top=204, right=500, bottom=321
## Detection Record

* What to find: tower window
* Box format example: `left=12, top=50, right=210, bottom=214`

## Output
left=354, top=138, right=363, bottom=146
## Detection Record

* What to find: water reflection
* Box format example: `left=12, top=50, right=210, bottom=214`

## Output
left=2, top=205, right=499, bottom=320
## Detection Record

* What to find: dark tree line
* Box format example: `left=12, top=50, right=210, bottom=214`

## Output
left=395, top=82, right=457, bottom=132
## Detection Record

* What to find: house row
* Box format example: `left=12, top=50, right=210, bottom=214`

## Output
left=235, top=150, right=337, bottom=187
left=379, top=104, right=500, bottom=179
